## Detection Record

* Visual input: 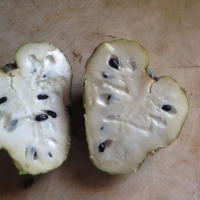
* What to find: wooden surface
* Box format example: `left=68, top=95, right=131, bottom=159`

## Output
left=0, top=0, right=200, bottom=199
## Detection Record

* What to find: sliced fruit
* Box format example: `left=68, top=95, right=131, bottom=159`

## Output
left=84, top=39, right=189, bottom=175
left=0, top=42, right=72, bottom=175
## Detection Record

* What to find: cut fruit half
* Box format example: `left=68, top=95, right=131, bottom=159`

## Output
left=0, top=42, right=72, bottom=175
left=84, top=39, right=189, bottom=175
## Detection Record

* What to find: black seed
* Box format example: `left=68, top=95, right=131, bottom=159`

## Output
left=37, top=94, right=49, bottom=100
left=162, top=105, right=172, bottom=112
left=35, top=114, right=48, bottom=121
left=47, top=110, right=57, bottom=118
left=108, top=95, right=111, bottom=101
left=43, top=75, right=46, bottom=78
left=0, top=96, right=7, bottom=104
left=48, top=152, right=53, bottom=158
left=109, top=58, right=119, bottom=70
left=100, top=126, right=104, bottom=131
left=22, top=178, right=34, bottom=189
left=7, top=119, right=18, bottom=132
left=99, top=143, right=105, bottom=153
left=33, top=151, right=37, bottom=160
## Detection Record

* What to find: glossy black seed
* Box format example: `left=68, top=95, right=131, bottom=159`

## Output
left=43, top=75, right=46, bottom=78
left=99, top=143, right=105, bottom=153
left=108, top=95, right=111, bottom=101
left=35, top=114, right=48, bottom=121
left=48, top=152, right=53, bottom=158
left=100, top=126, right=104, bottom=130
left=33, top=151, right=37, bottom=160
left=7, top=119, right=18, bottom=132
left=37, top=94, right=49, bottom=100
left=162, top=105, right=172, bottom=112
left=47, top=110, right=57, bottom=118
left=22, top=178, right=34, bottom=189
left=109, top=58, right=119, bottom=70
left=0, top=96, right=7, bottom=104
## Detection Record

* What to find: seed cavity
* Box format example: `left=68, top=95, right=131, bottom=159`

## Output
left=7, top=119, right=18, bottom=132
left=0, top=96, right=7, bottom=104
left=35, top=114, right=48, bottom=121
left=46, top=110, right=57, bottom=118
left=98, top=93, right=113, bottom=106
left=102, top=72, right=113, bottom=79
left=109, top=58, right=119, bottom=70
left=149, top=114, right=167, bottom=128
left=162, top=105, right=172, bottom=112
left=44, top=55, right=55, bottom=68
left=129, top=56, right=137, bottom=71
left=37, top=94, right=49, bottom=100
left=47, top=137, right=58, bottom=146
left=29, top=54, right=37, bottom=61
left=28, top=54, right=40, bottom=73
left=105, top=115, right=121, bottom=121
left=26, top=147, right=38, bottom=160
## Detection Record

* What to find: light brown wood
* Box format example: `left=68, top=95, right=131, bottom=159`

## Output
left=0, top=0, right=199, bottom=199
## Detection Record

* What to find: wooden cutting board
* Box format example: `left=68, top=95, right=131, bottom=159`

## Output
left=0, top=0, right=200, bottom=199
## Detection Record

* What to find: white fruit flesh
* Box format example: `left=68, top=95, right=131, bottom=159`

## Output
left=84, top=39, right=188, bottom=174
left=0, top=42, right=72, bottom=175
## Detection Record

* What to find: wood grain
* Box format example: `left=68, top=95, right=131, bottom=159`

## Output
left=0, top=0, right=200, bottom=199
